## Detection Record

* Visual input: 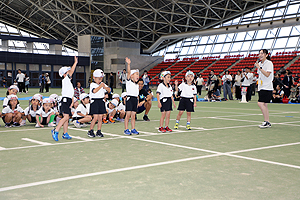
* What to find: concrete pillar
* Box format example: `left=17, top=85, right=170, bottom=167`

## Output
left=49, top=44, right=62, bottom=55
left=78, top=35, right=91, bottom=87
left=1, top=40, right=8, bottom=51
left=26, top=42, right=33, bottom=53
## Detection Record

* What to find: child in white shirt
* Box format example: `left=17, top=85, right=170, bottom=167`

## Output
left=24, top=94, right=40, bottom=124
left=73, top=93, right=92, bottom=128
left=2, top=95, right=24, bottom=127
left=3, top=85, right=19, bottom=108
left=35, top=98, right=56, bottom=128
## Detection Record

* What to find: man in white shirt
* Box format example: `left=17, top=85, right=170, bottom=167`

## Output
left=119, top=69, right=127, bottom=92
left=222, top=71, right=233, bottom=100
left=196, top=74, right=204, bottom=95
left=16, top=69, right=25, bottom=93
left=241, top=67, right=253, bottom=102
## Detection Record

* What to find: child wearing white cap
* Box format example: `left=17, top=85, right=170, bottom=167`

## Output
left=24, top=94, right=41, bottom=124
left=2, top=95, right=24, bottom=127
left=73, top=93, right=92, bottom=128
left=124, top=57, right=140, bottom=135
left=51, top=56, right=78, bottom=141
left=36, top=98, right=56, bottom=128
left=88, top=69, right=111, bottom=137
left=174, top=70, right=197, bottom=130
left=104, top=99, right=119, bottom=123
left=3, top=85, right=19, bottom=108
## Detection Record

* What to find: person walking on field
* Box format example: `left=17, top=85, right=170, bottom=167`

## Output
left=24, top=73, right=30, bottom=94
left=222, top=71, right=233, bottom=100
left=16, top=69, right=26, bottom=93
left=39, top=73, right=45, bottom=93
left=109, top=72, right=114, bottom=93
left=45, top=73, right=51, bottom=93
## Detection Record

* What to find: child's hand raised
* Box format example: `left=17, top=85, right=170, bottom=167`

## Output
left=175, top=80, right=178, bottom=85
left=74, top=56, right=78, bottom=64
left=125, top=57, right=131, bottom=65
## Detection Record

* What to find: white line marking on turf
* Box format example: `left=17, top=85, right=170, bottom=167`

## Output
left=0, top=128, right=52, bottom=133
left=208, top=117, right=261, bottom=123
left=138, top=131, right=157, bottom=135
left=69, top=136, right=93, bottom=141
left=0, top=154, right=220, bottom=192
left=0, top=146, right=6, bottom=150
left=21, top=138, right=52, bottom=146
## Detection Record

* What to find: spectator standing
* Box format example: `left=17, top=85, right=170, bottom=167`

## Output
left=207, top=70, right=218, bottom=92
left=2, top=76, right=7, bottom=88
left=119, top=69, right=127, bottom=92
left=24, top=73, right=30, bottom=94
left=39, top=73, right=45, bottom=93
left=74, top=82, right=85, bottom=100
left=45, top=73, right=51, bottom=93
left=273, top=73, right=284, bottom=89
left=241, top=67, right=253, bottom=102
left=217, top=75, right=222, bottom=94
left=235, top=70, right=242, bottom=100
left=109, top=72, right=114, bottom=93
left=272, top=85, right=284, bottom=103
left=196, top=74, right=204, bottom=95
left=16, top=69, right=26, bottom=93
left=222, top=71, right=233, bottom=100
left=142, top=70, right=150, bottom=90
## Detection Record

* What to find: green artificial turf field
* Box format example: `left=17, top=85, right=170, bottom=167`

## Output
left=0, top=88, right=299, bottom=199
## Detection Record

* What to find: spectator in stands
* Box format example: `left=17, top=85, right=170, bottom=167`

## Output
left=241, top=67, right=253, bottom=102
left=24, top=73, right=30, bottom=94
left=16, top=69, right=26, bottom=93
left=294, top=73, right=299, bottom=82
left=272, top=85, right=284, bottom=103
left=217, top=75, right=222, bottom=94
left=222, top=70, right=233, bottom=100
left=234, top=70, right=242, bottom=100
left=109, top=72, right=114, bottom=93
left=142, top=70, right=150, bottom=90
left=273, top=73, right=283, bottom=89
left=119, top=69, right=127, bottom=92
left=196, top=74, right=204, bottom=95
left=137, top=78, right=153, bottom=121
left=45, top=73, right=51, bottom=93
left=290, top=84, right=297, bottom=99
left=39, top=73, right=45, bottom=93
left=74, top=82, right=85, bottom=100
left=2, top=76, right=7, bottom=88
left=207, top=70, right=217, bottom=92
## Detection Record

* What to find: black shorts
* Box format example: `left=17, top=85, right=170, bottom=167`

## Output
left=137, top=104, right=146, bottom=114
left=160, top=97, right=172, bottom=112
left=90, top=98, right=107, bottom=115
left=177, top=97, right=194, bottom=112
left=125, top=96, right=138, bottom=112
left=41, top=117, right=48, bottom=125
left=73, top=117, right=84, bottom=121
left=60, top=97, right=72, bottom=116
left=258, top=90, right=272, bottom=103
left=28, top=115, right=37, bottom=123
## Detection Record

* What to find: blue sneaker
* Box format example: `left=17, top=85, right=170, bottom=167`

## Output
left=124, top=129, right=131, bottom=135
left=131, top=129, right=139, bottom=135
left=62, top=132, right=72, bottom=140
left=51, top=129, right=59, bottom=141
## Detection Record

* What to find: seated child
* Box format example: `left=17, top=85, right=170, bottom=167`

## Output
left=3, top=85, right=19, bottom=108
left=116, top=92, right=126, bottom=122
left=73, top=93, right=92, bottom=128
left=35, top=98, right=56, bottom=128
left=104, top=99, right=119, bottom=123
left=2, top=95, right=24, bottom=127
left=24, top=94, right=41, bottom=124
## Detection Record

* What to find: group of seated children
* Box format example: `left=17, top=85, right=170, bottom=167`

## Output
left=1, top=85, right=127, bottom=128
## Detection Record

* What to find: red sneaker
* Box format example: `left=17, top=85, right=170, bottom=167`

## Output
left=165, top=126, right=172, bottom=132
left=158, top=127, right=166, bottom=133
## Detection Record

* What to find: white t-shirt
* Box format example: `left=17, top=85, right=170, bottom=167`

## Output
left=36, top=107, right=54, bottom=117
left=222, top=74, right=232, bottom=83
left=257, top=59, right=274, bottom=91
left=126, top=79, right=139, bottom=97
left=117, top=102, right=125, bottom=112
left=3, top=97, right=8, bottom=108
left=24, top=105, right=40, bottom=117
left=62, top=75, right=74, bottom=98
left=178, top=83, right=197, bottom=98
left=89, top=82, right=108, bottom=99
left=2, top=105, right=24, bottom=114
left=156, top=83, right=173, bottom=100
left=105, top=101, right=116, bottom=114
left=196, top=77, right=204, bottom=86
left=242, top=73, right=253, bottom=86
left=16, top=73, right=25, bottom=82
left=73, top=103, right=90, bottom=118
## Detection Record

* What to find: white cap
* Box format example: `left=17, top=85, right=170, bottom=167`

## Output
left=93, top=69, right=104, bottom=78
left=49, top=94, right=58, bottom=101
left=161, top=71, right=171, bottom=78
left=112, top=93, right=120, bottom=99
left=110, top=99, right=119, bottom=107
left=8, top=85, right=19, bottom=92
left=31, top=94, right=41, bottom=101
left=59, top=67, right=71, bottom=77
left=73, top=97, right=78, bottom=102
left=79, top=93, right=89, bottom=101
left=185, top=70, right=195, bottom=77
left=43, top=98, right=52, bottom=104
left=121, top=92, right=127, bottom=98
left=8, top=95, right=18, bottom=101
left=130, top=69, right=139, bottom=75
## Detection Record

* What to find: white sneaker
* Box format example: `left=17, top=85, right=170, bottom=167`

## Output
left=20, top=121, right=26, bottom=126
left=35, top=123, right=41, bottom=128
left=81, top=123, right=87, bottom=128
left=73, top=120, right=81, bottom=128
left=259, top=121, right=271, bottom=129
left=48, top=122, right=56, bottom=127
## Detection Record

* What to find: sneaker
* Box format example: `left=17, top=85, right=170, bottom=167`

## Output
left=103, top=119, right=108, bottom=124
left=81, top=123, right=87, bottom=128
left=5, top=123, right=11, bottom=128
left=87, top=129, right=95, bottom=138
left=62, top=132, right=72, bottom=140
left=131, top=129, right=139, bottom=135
left=48, top=122, right=56, bottom=127
left=51, top=129, right=59, bottom=141
left=20, top=121, right=26, bottom=126
left=259, top=121, right=271, bottom=129
left=165, top=126, right=172, bottom=132
left=143, top=115, right=150, bottom=121
left=120, top=119, right=124, bottom=122
left=116, top=117, right=121, bottom=122
left=174, top=122, right=179, bottom=129
left=158, top=127, right=166, bottom=133
left=124, top=129, right=131, bottom=135
left=96, top=130, right=104, bottom=137
left=108, top=118, right=115, bottom=123
left=12, top=122, right=20, bottom=127
left=35, top=123, right=41, bottom=128
left=186, top=125, right=191, bottom=130
left=73, top=120, right=81, bottom=128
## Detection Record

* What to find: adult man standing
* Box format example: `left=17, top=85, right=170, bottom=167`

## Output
left=39, top=73, right=45, bottom=93
left=119, top=69, right=127, bottom=92
left=16, top=69, right=25, bottom=93
left=222, top=71, right=233, bottom=100
left=241, top=67, right=253, bottom=102
left=137, top=79, right=153, bottom=121
left=109, top=72, right=114, bottom=93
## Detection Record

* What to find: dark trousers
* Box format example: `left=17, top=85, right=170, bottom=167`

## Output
left=196, top=85, right=202, bottom=95
left=45, top=84, right=50, bottom=93
left=245, top=86, right=251, bottom=101
left=235, top=86, right=241, bottom=99
left=18, top=82, right=26, bottom=93
left=110, top=84, right=114, bottom=93
left=122, top=84, right=126, bottom=92
left=40, top=82, right=44, bottom=93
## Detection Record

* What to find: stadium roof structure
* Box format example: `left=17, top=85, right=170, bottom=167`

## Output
left=0, top=0, right=282, bottom=52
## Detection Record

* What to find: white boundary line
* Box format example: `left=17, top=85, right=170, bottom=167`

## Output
left=21, top=138, right=52, bottom=146
left=0, top=146, right=5, bottom=150
left=0, top=128, right=52, bottom=133
left=69, top=136, right=93, bottom=141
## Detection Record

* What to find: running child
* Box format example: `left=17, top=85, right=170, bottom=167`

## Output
left=3, top=85, right=19, bottom=108
left=2, top=95, right=24, bottom=127
left=156, top=71, right=176, bottom=133
left=174, top=71, right=197, bottom=130
left=124, top=57, right=139, bottom=135
left=73, top=93, right=92, bottom=128
left=88, top=69, right=111, bottom=138
left=35, top=98, right=56, bottom=128
left=24, top=94, right=41, bottom=124
left=51, top=56, right=78, bottom=141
